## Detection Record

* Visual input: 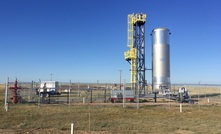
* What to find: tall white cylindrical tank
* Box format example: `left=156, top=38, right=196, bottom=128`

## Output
left=151, top=28, right=171, bottom=92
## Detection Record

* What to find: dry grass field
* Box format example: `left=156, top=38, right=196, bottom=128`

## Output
left=175, top=86, right=221, bottom=95
left=1, top=84, right=221, bottom=134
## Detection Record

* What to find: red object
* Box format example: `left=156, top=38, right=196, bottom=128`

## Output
left=111, top=98, right=134, bottom=103
left=9, top=79, right=21, bottom=104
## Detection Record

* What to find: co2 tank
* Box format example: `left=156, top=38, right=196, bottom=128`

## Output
left=151, top=28, right=171, bottom=93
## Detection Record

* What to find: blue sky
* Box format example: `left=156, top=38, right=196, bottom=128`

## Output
left=0, top=0, right=221, bottom=84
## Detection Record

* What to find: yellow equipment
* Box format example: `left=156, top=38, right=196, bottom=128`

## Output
left=124, top=13, right=146, bottom=91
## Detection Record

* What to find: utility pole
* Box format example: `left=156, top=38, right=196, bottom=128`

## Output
left=50, top=74, right=53, bottom=81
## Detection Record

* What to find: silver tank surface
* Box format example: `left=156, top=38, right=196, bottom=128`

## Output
left=151, top=28, right=171, bottom=92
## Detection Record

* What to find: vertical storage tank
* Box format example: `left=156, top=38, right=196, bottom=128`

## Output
left=151, top=28, right=171, bottom=93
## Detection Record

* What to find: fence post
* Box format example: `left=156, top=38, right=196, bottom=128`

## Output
left=5, top=77, right=9, bottom=112
left=180, top=104, right=182, bottom=113
left=90, top=86, right=92, bottom=103
left=71, top=123, right=74, bottom=134
left=83, top=98, right=85, bottom=104
left=104, top=88, right=107, bottom=103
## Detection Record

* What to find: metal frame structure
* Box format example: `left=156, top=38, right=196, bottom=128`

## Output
left=124, top=13, right=146, bottom=95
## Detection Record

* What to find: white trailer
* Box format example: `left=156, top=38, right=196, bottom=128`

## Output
left=38, top=81, right=60, bottom=96
left=110, top=90, right=134, bottom=102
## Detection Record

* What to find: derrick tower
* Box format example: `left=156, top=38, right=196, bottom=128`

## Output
left=124, top=13, right=146, bottom=95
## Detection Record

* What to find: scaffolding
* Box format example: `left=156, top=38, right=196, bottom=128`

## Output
left=124, top=13, right=146, bottom=95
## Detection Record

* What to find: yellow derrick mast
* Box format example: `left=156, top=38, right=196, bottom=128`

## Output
left=124, top=48, right=137, bottom=90
left=124, top=13, right=146, bottom=91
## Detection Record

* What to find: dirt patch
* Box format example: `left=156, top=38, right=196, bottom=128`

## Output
left=172, top=129, right=195, bottom=134
left=0, top=128, right=68, bottom=134
left=0, top=129, right=111, bottom=134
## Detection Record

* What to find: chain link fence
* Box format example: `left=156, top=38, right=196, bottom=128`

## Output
left=4, top=81, right=221, bottom=107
